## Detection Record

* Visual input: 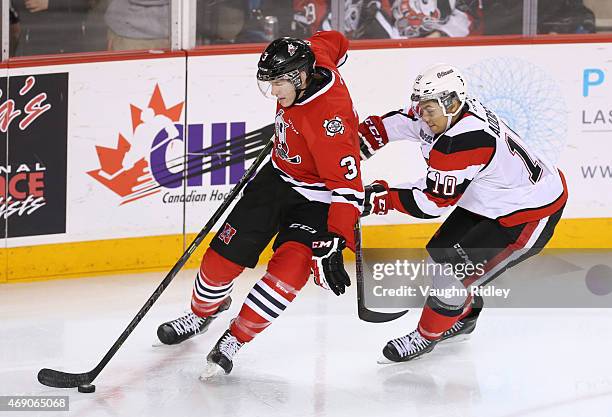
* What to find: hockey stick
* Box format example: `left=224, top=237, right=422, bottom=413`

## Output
left=37, top=138, right=274, bottom=389
left=355, top=221, right=409, bottom=323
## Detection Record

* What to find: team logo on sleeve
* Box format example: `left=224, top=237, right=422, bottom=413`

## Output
left=323, top=117, right=345, bottom=137
left=219, top=223, right=237, bottom=244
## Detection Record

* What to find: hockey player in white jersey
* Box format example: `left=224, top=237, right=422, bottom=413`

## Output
left=359, top=63, right=568, bottom=362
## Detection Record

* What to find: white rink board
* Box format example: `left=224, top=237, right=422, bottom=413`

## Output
left=6, top=57, right=187, bottom=247
left=5, top=41, right=611, bottom=248
left=341, top=43, right=612, bottom=225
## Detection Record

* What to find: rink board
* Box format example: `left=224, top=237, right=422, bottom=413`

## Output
left=1, top=38, right=611, bottom=281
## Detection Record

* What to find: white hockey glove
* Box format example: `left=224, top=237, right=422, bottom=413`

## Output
left=311, top=232, right=351, bottom=296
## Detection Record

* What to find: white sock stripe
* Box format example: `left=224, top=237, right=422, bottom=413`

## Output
left=244, top=297, right=277, bottom=322
left=197, top=271, right=234, bottom=291
left=194, top=273, right=233, bottom=299
left=248, top=287, right=286, bottom=317
left=256, top=280, right=291, bottom=307
left=193, top=280, right=232, bottom=302
left=192, top=290, right=227, bottom=303
left=194, top=279, right=233, bottom=298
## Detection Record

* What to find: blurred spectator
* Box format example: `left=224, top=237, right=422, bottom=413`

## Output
left=197, top=1, right=295, bottom=45
left=197, top=0, right=247, bottom=44
left=290, top=0, right=483, bottom=40
left=482, top=0, right=522, bottom=35
left=10, top=3, right=22, bottom=56
left=538, top=0, right=595, bottom=34
left=290, top=0, right=331, bottom=37
left=105, top=0, right=170, bottom=51
left=484, top=0, right=595, bottom=36
left=13, top=0, right=98, bottom=56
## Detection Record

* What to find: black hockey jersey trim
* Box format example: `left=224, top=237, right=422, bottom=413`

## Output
left=383, top=109, right=418, bottom=121
left=272, top=165, right=329, bottom=191
left=433, top=130, right=496, bottom=154
left=296, top=67, right=333, bottom=105
left=393, top=188, right=438, bottom=219
left=332, top=190, right=364, bottom=205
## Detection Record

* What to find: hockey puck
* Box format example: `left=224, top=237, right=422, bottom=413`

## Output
left=77, top=384, right=96, bottom=393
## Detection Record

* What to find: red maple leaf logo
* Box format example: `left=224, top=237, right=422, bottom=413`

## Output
left=87, top=84, right=184, bottom=205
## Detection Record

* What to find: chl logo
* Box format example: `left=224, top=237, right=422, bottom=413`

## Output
left=219, top=223, right=237, bottom=244
left=87, top=84, right=247, bottom=205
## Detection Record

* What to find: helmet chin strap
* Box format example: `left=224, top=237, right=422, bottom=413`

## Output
left=287, top=77, right=309, bottom=107
left=438, top=98, right=464, bottom=137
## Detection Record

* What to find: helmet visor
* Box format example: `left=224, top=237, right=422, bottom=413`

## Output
left=411, top=99, right=447, bottom=119
left=257, top=77, right=295, bottom=100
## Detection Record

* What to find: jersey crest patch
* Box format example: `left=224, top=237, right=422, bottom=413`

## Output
left=323, top=117, right=345, bottom=137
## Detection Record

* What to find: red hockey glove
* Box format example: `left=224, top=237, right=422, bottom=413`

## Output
left=362, top=180, right=392, bottom=216
left=358, top=116, right=389, bottom=159
left=311, top=232, right=351, bottom=296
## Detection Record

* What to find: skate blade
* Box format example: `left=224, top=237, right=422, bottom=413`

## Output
left=377, top=356, right=394, bottom=365
left=439, top=334, right=472, bottom=345
left=199, top=362, right=226, bottom=381
left=377, top=353, right=430, bottom=365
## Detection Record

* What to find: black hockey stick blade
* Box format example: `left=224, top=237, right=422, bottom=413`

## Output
left=354, top=221, right=409, bottom=323
left=37, top=138, right=274, bottom=389
left=37, top=369, right=93, bottom=388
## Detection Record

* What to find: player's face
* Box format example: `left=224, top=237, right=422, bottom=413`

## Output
left=270, top=79, right=297, bottom=108
left=417, top=100, right=448, bottom=134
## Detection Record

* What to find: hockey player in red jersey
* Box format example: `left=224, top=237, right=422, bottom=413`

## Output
left=156, top=31, right=363, bottom=377
left=359, top=63, right=567, bottom=363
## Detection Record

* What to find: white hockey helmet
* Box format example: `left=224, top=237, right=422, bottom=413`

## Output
left=411, top=63, right=467, bottom=118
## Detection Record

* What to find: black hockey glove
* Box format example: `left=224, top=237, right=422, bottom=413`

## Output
left=311, top=232, right=351, bottom=296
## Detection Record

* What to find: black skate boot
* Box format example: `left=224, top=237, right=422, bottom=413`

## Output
left=440, top=310, right=479, bottom=342
left=157, top=297, right=231, bottom=345
left=381, top=329, right=439, bottom=363
left=201, top=329, right=244, bottom=378
left=440, top=294, right=483, bottom=342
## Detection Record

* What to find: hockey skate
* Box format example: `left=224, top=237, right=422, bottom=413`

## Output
left=380, top=329, right=438, bottom=363
left=440, top=309, right=480, bottom=343
left=157, top=297, right=232, bottom=345
left=200, top=329, right=244, bottom=379
left=440, top=295, right=483, bottom=343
